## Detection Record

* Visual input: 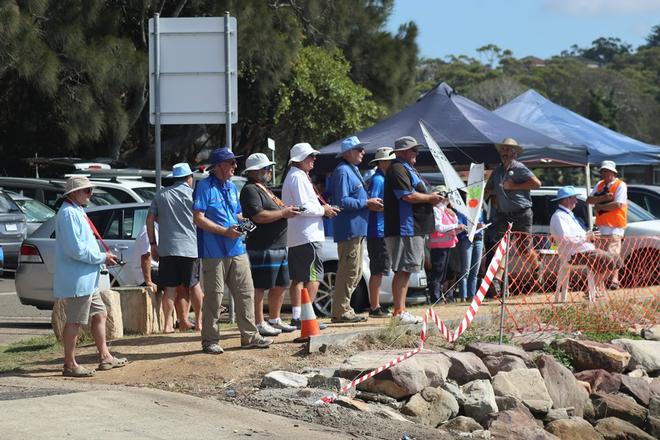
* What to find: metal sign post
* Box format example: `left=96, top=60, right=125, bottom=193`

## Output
left=153, top=13, right=162, bottom=190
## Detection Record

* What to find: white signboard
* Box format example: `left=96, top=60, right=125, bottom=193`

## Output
left=267, top=138, right=275, bottom=151
left=149, top=17, right=238, bottom=125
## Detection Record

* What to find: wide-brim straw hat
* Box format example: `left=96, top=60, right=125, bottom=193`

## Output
left=63, top=176, right=94, bottom=196
left=369, top=147, right=395, bottom=165
left=495, top=138, right=523, bottom=156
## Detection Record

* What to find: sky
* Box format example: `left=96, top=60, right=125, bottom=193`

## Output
left=387, top=0, right=660, bottom=60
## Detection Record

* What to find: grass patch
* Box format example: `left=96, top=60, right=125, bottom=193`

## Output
left=543, top=345, right=572, bottom=369
left=0, top=335, right=59, bottom=373
left=371, top=319, right=420, bottom=348
left=582, top=331, right=642, bottom=343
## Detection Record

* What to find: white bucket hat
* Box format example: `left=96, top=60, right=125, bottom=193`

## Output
left=369, top=147, right=395, bottom=165
left=600, top=160, right=618, bottom=174
left=288, top=143, right=320, bottom=164
left=63, top=176, right=94, bottom=196
left=242, top=153, right=276, bottom=174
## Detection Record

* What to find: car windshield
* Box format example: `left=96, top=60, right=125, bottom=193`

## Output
left=15, top=199, right=56, bottom=222
left=133, top=187, right=156, bottom=202
left=627, top=200, right=655, bottom=222
left=0, top=192, right=22, bottom=214
left=90, top=190, right=122, bottom=206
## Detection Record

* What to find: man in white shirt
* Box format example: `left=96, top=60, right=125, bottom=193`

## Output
left=550, top=186, right=621, bottom=294
left=282, top=143, right=339, bottom=327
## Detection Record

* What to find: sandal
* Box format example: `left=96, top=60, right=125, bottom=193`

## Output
left=63, top=364, right=96, bottom=377
left=98, top=356, right=128, bottom=371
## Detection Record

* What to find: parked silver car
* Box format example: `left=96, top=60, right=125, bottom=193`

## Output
left=16, top=202, right=427, bottom=313
left=7, top=192, right=56, bottom=235
left=0, top=190, right=28, bottom=271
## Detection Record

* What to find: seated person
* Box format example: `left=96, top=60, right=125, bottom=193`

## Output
left=549, top=186, right=621, bottom=293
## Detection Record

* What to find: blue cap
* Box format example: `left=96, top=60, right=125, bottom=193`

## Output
left=338, top=136, right=369, bottom=157
left=208, top=147, right=243, bottom=168
left=166, top=162, right=193, bottom=178
left=551, top=185, right=581, bottom=202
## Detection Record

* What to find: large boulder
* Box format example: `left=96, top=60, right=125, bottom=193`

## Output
left=117, top=286, right=165, bottom=334
left=487, top=407, right=560, bottom=440
left=553, top=339, right=630, bottom=373
left=611, top=339, right=660, bottom=374
left=400, top=387, right=459, bottom=427
left=465, top=342, right=534, bottom=364
left=461, top=379, right=498, bottom=424
left=619, top=375, right=654, bottom=406
left=483, top=354, right=529, bottom=375
left=336, top=350, right=451, bottom=399
left=261, top=371, right=308, bottom=388
left=442, top=351, right=491, bottom=385
left=51, top=290, right=124, bottom=341
left=594, top=417, right=656, bottom=440
left=536, top=354, right=590, bottom=417
left=641, top=324, right=660, bottom=341
left=545, top=417, right=604, bottom=440
left=440, top=416, right=484, bottom=434
left=574, top=369, right=622, bottom=394
left=492, top=368, right=553, bottom=415
left=591, top=393, right=648, bottom=428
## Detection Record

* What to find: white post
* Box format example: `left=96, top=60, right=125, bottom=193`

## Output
left=224, top=11, right=232, bottom=151
left=585, top=164, right=593, bottom=229
left=153, top=13, right=162, bottom=190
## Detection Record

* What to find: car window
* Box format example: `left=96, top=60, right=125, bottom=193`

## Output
left=531, top=195, right=551, bottom=226
left=133, top=187, right=155, bottom=202
left=98, top=187, right=136, bottom=203
left=129, top=208, right=149, bottom=239
left=15, top=199, right=55, bottom=222
left=43, top=189, right=63, bottom=209
left=87, top=210, right=115, bottom=237
left=0, top=192, right=21, bottom=214
left=627, top=200, right=655, bottom=222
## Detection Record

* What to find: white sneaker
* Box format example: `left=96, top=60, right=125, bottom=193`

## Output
left=395, top=311, right=422, bottom=325
left=269, top=319, right=296, bottom=333
left=257, top=321, right=282, bottom=336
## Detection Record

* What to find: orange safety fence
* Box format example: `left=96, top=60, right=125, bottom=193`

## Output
left=490, top=231, right=660, bottom=334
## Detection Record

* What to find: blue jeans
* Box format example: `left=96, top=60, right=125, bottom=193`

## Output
left=428, top=248, right=451, bottom=303
left=458, top=238, right=484, bottom=300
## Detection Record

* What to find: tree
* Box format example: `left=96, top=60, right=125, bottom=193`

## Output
left=467, top=77, right=526, bottom=110
left=643, top=24, right=660, bottom=48
left=580, top=37, right=632, bottom=66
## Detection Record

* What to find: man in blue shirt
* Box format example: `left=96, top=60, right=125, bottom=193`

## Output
left=366, top=147, right=395, bottom=317
left=194, top=148, right=272, bottom=353
left=331, top=136, right=382, bottom=323
left=54, top=176, right=126, bottom=377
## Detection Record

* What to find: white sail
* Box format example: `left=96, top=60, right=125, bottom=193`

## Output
left=466, top=163, right=485, bottom=241
left=419, top=121, right=472, bottom=225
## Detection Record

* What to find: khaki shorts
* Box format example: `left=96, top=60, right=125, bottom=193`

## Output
left=386, top=236, right=425, bottom=273
left=65, top=292, right=106, bottom=325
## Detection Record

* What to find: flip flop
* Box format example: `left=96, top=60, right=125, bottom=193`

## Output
left=63, top=365, right=96, bottom=377
left=98, top=356, right=128, bottom=371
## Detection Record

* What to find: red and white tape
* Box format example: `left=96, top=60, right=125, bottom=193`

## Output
left=319, top=228, right=510, bottom=404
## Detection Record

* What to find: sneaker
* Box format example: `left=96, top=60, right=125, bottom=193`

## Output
left=394, top=311, right=422, bottom=325
left=269, top=319, right=296, bottom=333
left=331, top=312, right=368, bottom=323
left=257, top=321, right=282, bottom=336
left=241, top=337, right=273, bottom=349
left=290, top=318, right=327, bottom=330
left=202, top=343, right=224, bottom=354
left=369, top=306, right=392, bottom=318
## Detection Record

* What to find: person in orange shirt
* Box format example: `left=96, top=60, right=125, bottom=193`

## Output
left=586, top=160, right=627, bottom=289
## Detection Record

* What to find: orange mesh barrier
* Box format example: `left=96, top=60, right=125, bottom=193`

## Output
left=493, top=232, right=660, bottom=334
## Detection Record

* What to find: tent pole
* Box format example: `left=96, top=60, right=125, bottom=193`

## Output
left=585, top=163, right=593, bottom=230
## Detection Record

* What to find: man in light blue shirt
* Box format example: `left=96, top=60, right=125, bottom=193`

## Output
left=194, top=147, right=272, bottom=353
left=54, top=176, right=127, bottom=377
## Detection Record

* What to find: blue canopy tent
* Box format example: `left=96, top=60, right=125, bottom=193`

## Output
left=315, top=82, right=585, bottom=173
left=494, top=89, right=660, bottom=166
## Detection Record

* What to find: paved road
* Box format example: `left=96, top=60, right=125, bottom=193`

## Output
left=0, top=277, right=51, bottom=346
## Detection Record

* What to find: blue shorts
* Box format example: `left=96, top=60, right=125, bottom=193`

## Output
left=248, top=248, right=290, bottom=289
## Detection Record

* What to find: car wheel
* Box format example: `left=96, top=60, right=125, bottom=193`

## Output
left=314, top=262, right=369, bottom=316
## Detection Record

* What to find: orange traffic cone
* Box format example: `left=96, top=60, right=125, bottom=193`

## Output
left=296, top=287, right=320, bottom=342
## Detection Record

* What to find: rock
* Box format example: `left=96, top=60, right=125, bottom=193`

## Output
left=117, top=286, right=164, bottom=334
left=648, top=416, right=660, bottom=439
left=482, top=354, right=529, bottom=375
left=545, top=417, right=604, bottom=440
left=513, top=332, right=557, bottom=351
left=594, top=417, right=655, bottom=440
left=462, top=379, right=498, bottom=424
left=543, top=408, right=570, bottom=423
left=577, top=380, right=592, bottom=395
left=51, top=290, right=124, bottom=341
left=465, top=342, right=533, bottom=364
left=441, top=416, right=484, bottom=433
left=495, top=395, right=525, bottom=412
left=336, top=350, right=451, bottom=399
left=553, top=338, right=630, bottom=373
left=307, top=374, right=351, bottom=393
left=620, top=375, right=653, bottom=406
left=591, top=393, right=648, bottom=428
left=611, top=339, right=660, bottom=374
left=442, top=351, right=491, bottom=384
left=574, top=369, right=622, bottom=394
left=487, top=407, right=559, bottom=440
left=334, top=396, right=369, bottom=412
left=641, top=324, right=660, bottom=341
left=492, top=369, right=553, bottom=415
left=650, top=397, right=660, bottom=417
left=400, top=387, right=459, bottom=427
left=627, top=369, right=649, bottom=378
left=536, top=354, right=590, bottom=417
left=367, top=403, right=411, bottom=422
left=261, top=371, right=308, bottom=388
left=441, top=380, right=465, bottom=405
left=355, top=390, right=396, bottom=404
